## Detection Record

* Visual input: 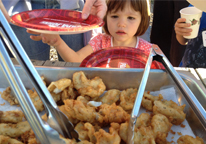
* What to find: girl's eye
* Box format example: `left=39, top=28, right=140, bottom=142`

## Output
left=128, top=17, right=135, bottom=20
left=111, top=15, right=118, bottom=18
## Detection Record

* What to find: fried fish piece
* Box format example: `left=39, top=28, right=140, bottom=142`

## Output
left=177, top=135, right=204, bottom=144
left=58, top=105, right=80, bottom=125
left=50, top=92, right=61, bottom=103
left=61, top=83, right=78, bottom=101
left=94, top=123, right=121, bottom=144
left=60, top=136, right=93, bottom=144
left=133, top=126, right=156, bottom=144
left=0, top=110, right=24, bottom=123
left=120, top=123, right=156, bottom=144
left=98, top=89, right=121, bottom=105
left=63, top=99, right=103, bottom=124
left=27, top=130, right=84, bottom=144
left=1, top=88, right=44, bottom=112
left=75, top=141, right=93, bottom=144
left=153, top=101, right=186, bottom=125
left=27, top=130, right=41, bottom=144
left=21, top=130, right=37, bottom=144
left=3, top=88, right=62, bottom=112
left=72, top=71, right=106, bottom=98
left=119, top=88, right=137, bottom=111
left=98, top=103, right=130, bottom=124
left=75, top=122, right=89, bottom=141
left=119, top=113, right=152, bottom=143
left=27, top=90, right=44, bottom=112
left=76, top=96, right=89, bottom=105
left=151, top=114, right=172, bottom=144
left=47, top=78, right=71, bottom=94
left=1, top=87, right=18, bottom=105
left=72, top=121, right=98, bottom=143
left=84, top=122, right=97, bottom=144
left=141, top=92, right=163, bottom=111
left=119, top=122, right=128, bottom=142
left=151, top=114, right=172, bottom=135
left=0, top=121, right=31, bottom=138
left=135, top=113, right=151, bottom=128
left=162, top=100, right=186, bottom=111
left=0, top=135, right=23, bottom=144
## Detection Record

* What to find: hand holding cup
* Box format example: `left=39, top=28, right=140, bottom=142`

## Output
left=180, top=7, right=202, bottom=39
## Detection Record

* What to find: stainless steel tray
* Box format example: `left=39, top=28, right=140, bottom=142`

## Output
left=0, top=66, right=206, bottom=142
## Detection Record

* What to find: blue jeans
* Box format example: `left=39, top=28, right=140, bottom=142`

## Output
left=10, top=24, right=50, bottom=60
left=10, top=0, right=84, bottom=61
left=31, top=0, right=60, bottom=9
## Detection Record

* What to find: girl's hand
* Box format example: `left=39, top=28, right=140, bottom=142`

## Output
left=174, top=18, right=192, bottom=45
left=27, top=30, right=61, bottom=47
left=27, top=30, right=42, bottom=41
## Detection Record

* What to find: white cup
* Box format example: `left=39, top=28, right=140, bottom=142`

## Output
left=180, top=7, right=202, bottom=39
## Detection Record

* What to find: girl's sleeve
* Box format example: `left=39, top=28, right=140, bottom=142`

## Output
left=89, top=34, right=103, bottom=52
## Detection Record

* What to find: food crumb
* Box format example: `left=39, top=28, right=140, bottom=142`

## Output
left=171, top=136, right=174, bottom=139
left=170, top=129, right=176, bottom=135
left=0, top=103, right=5, bottom=106
left=177, top=132, right=182, bottom=135
left=180, top=124, right=185, bottom=128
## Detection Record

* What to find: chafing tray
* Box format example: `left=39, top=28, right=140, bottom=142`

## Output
left=0, top=66, right=206, bottom=142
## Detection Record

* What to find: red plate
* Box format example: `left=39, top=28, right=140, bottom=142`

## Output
left=80, top=47, right=162, bottom=69
left=11, top=9, right=104, bottom=35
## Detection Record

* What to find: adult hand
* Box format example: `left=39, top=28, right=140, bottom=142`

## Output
left=82, top=0, right=107, bottom=19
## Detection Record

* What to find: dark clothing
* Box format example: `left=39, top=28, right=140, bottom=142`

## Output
left=181, top=28, right=206, bottom=68
left=150, top=0, right=189, bottom=66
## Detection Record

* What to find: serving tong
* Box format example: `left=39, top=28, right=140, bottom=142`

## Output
left=127, top=45, right=206, bottom=144
left=0, top=10, right=80, bottom=143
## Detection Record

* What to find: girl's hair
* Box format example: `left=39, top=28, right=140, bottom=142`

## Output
left=103, top=0, right=150, bottom=36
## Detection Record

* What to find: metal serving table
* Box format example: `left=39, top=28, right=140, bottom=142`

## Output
left=11, top=58, right=206, bottom=89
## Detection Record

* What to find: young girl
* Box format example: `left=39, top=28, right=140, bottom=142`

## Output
left=33, top=0, right=152, bottom=63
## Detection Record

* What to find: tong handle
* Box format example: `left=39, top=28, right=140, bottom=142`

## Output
left=127, top=47, right=155, bottom=144
left=153, top=46, right=206, bottom=129
left=0, top=33, right=65, bottom=144
left=0, top=9, right=77, bottom=141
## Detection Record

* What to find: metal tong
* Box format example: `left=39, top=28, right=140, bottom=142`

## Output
left=0, top=10, right=80, bottom=143
left=127, top=45, right=206, bottom=144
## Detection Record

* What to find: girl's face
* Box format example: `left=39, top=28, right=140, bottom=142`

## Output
left=107, top=3, right=141, bottom=45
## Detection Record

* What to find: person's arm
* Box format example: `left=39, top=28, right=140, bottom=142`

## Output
left=82, top=0, right=107, bottom=19
left=174, top=18, right=192, bottom=45
left=29, top=31, right=94, bottom=62
left=55, top=41, right=94, bottom=62
left=0, top=0, right=10, bottom=22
